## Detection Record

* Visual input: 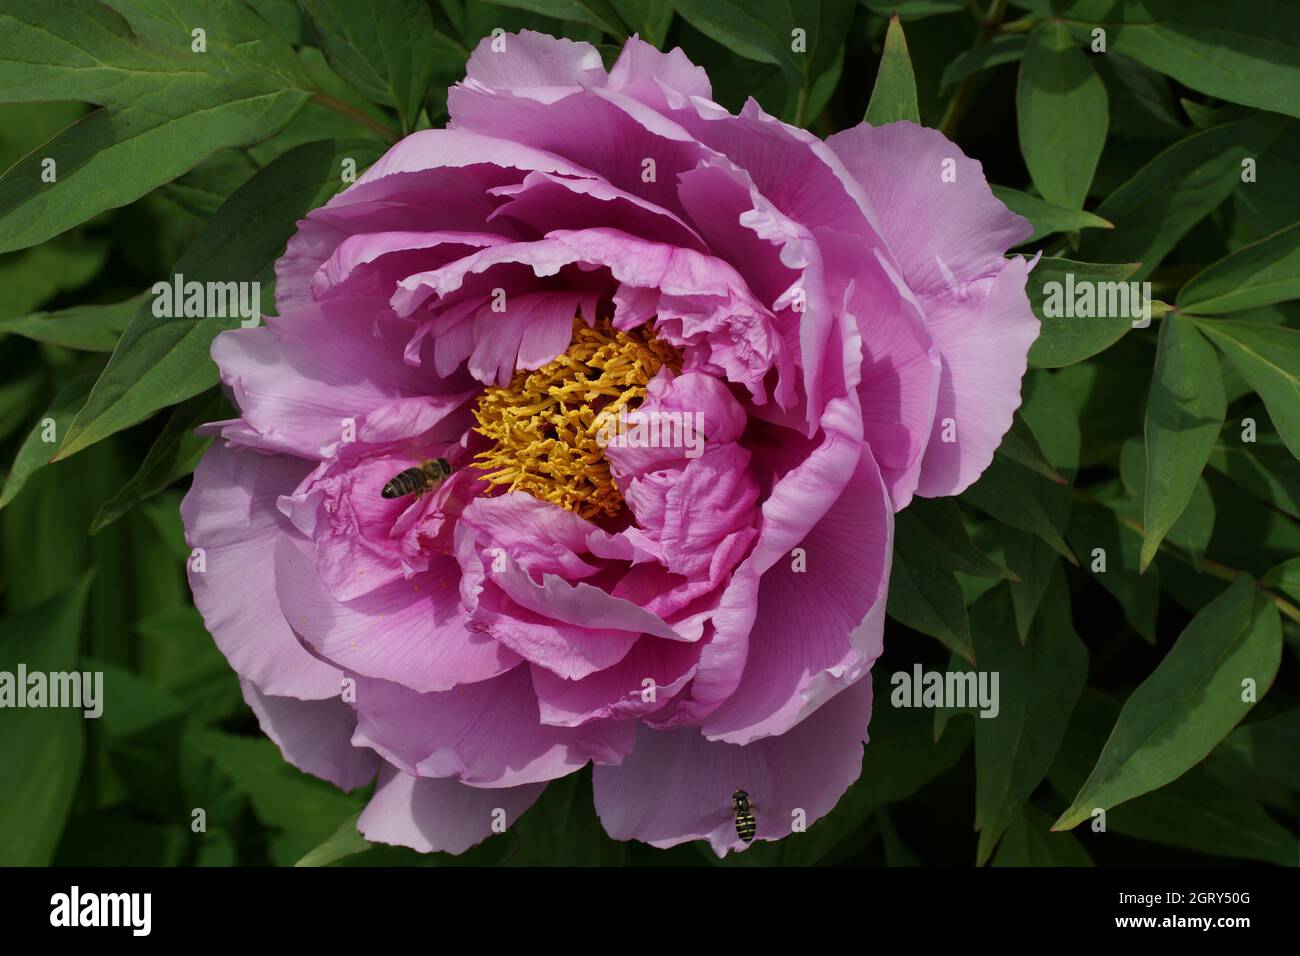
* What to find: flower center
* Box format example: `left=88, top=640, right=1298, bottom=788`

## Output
left=470, top=317, right=680, bottom=519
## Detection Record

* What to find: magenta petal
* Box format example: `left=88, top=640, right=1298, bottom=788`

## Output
left=464, top=29, right=607, bottom=92
left=358, top=764, right=545, bottom=854
left=593, top=675, right=874, bottom=855
left=181, top=443, right=340, bottom=699
left=240, top=679, right=377, bottom=790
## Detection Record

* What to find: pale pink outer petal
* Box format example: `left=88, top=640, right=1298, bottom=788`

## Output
left=593, top=675, right=874, bottom=856
left=350, top=666, right=634, bottom=787
left=827, top=121, right=1038, bottom=497
left=240, top=679, right=377, bottom=790
left=358, top=764, right=545, bottom=855
left=464, top=29, right=607, bottom=92
left=181, top=442, right=340, bottom=700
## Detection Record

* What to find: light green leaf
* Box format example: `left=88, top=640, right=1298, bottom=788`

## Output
left=1140, top=315, right=1224, bottom=570
left=865, top=15, right=919, bottom=126
left=1215, top=708, right=1300, bottom=791
left=991, top=186, right=1112, bottom=245
left=962, top=456, right=1076, bottom=564
left=1049, top=689, right=1293, bottom=864
left=1016, top=21, right=1108, bottom=210
left=609, top=0, right=674, bottom=46
left=1194, top=320, right=1300, bottom=459
left=1053, top=575, right=1282, bottom=831
left=1026, top=258, right=1141, bottom=368
left=1180, top=220, right=1300, bottom=316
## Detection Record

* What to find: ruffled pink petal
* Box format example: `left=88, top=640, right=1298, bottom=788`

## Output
left=274, top=536, right=520, bottom=694
left=607, top=36, right=712, bottom=108
left=464, top=29, right=607, bottom=93
left=531, top=636, right=700, bottom=727
left=469, top=289, right=600, bottom=386
left=701, top=442, right=891, bottom=743
left=593, top=675, right=874, bottom=855
left=240, top=679, right=377, bottom=790
left=181, top=443, right=340, bottom=699
left=912, top=256, right=1038, bottom=497
left=212, top=298, right=444, bottom=460
left=359, top=764, right=545, bottom=854
left=350, top=666, right=634, bottom=787
left=826, top=121, right=1037, bottom=497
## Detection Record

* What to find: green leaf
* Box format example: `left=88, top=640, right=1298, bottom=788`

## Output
left=1209, top=431, right=1300, bottom=521
left=1215, top=708, right=1300, bottom=791
left=1076, top=114, right=1287, bottom=279
left=90, top=389, right=228, bottom=534
left=1067, top=500, right=1160, bottom=643
left=999, top=527, right=1056, bottom=642
left=479, top=0, right=628, bottom=36
left=1053, top=575, right=1282, bottom=831
left=0, top=294, right=143, bottom=352
left=1120, top=437, right=1215, bottom=557
left=961, top=456, right=1076, bottom=565
left=861, top=0, right=965, bottom=18
left=609, top=0, right=674, bottom=46
left=940, top=34, right=1025, bottom=92
left=1179, top=220, right=1300, bottom=316
left=197, top=729, right=364, bottom=845
left=1026, top=258, right=1142, bottom=368
left=895, top=498, right=1015, bottom=581
left=991, top=804, right=1092, bottom=866
left=0, top=574, right=93, bottom=865
left=1262, top=558, right=1300, bottom=605
left=1016, top=21, right=1108, bottom=210
left=992, top=186, right=1112, bottom=245
left=1064, top=0, right=1300, bottom=120
left=886, top=549, right=973, bottom=663
left=55, top=138, right=380, bottom=462
left=1049, top=689, right=1294, bottom=864
left=1140, top=315, right=1224, bottom=570
left=0, top=365, right=98, bottom=511
left=0, top=0, right=319, bottom=253
left=865, top=16, right=919, bottom=126
left=973, top=575, right=1087, bottom=864
left=0, top=237, right=109, bottom=321
left=666, top=0, right=854, bottom=94
left=996, top=413, right=1067, bottom=485
left=299, top=0, right=452, bottom=131
left=1193, top=320, right=1300, bottom=459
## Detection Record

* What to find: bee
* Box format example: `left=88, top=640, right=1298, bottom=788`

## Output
left=381, top=458, right=453, bottom=500
left=732, top=788, right=757, bottom=845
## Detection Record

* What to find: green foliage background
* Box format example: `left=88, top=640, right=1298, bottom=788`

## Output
left=0, top=0, right=1297, bottom=867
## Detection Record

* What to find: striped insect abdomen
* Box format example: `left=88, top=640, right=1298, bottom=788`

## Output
left=382, top=466, right=430, bottom=499
left=735, top=811, right=757, bottom=844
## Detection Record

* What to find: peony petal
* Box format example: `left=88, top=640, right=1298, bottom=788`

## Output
left=464, top=29, right=607, bottom=93
left=240, top=679, right=377, bottom=790
left=350, top=666, right=634, bottom=787
left=181, top=443, right=340, bottom=699
left=358, top=764, right=545, bottom=854
left=275, top=536, right=520, bottom=694
left=593, top=675, right=874, bottom=855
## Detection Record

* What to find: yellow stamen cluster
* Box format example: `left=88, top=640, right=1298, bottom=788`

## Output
left=471, top=317, right=681, bottom=519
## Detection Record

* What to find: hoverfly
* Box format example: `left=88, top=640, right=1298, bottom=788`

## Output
left=381, top=458, right=453, bottom=500
left=732, top=788, right=757, bottom=845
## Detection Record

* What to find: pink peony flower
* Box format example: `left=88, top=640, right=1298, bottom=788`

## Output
left=181, top=30, right=1036, bottom=856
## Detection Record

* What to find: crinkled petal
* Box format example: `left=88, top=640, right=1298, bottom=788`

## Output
left=240, top=679, right=377, bottom=790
